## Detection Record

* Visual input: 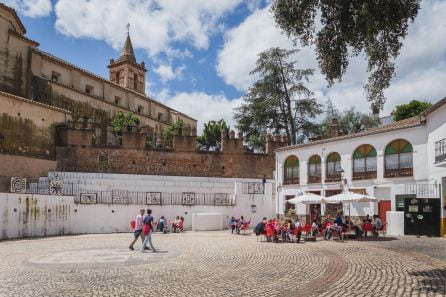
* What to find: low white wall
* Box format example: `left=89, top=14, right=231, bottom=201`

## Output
left=0, top=193, right=72, bottom=240
left=0, top=189, right=274, bottom=239
left=192, top=213, right=227, bottom=231
left=386, top=211, right=404, bottom=236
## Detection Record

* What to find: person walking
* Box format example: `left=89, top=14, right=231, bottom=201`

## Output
left=129, top=209, right=145, bottom=251
left=141, top=209, right=157, bottom=253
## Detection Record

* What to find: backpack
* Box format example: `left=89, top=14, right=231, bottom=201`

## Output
left=290, top=222, right=295, bottom=229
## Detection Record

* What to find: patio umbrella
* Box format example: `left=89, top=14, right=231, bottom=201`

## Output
left=322, top=191, right=379, bottom=234
left=287, top=192, right=324, bottom=238
left=323, top=191, right=378, bottom=204
left=287, top=192, right=325, bottom=205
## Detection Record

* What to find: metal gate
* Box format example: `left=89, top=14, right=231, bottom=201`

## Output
left=404, top=184, right=441, bottom=237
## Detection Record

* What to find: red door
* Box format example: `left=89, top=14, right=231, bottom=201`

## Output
left=378, top=200, right=391, bottom=225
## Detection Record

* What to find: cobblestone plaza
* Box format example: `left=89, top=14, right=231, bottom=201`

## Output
left=0, top=232, right=445, bottom=297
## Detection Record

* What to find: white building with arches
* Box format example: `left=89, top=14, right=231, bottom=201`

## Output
left=275, top=97, right=446, bottom=237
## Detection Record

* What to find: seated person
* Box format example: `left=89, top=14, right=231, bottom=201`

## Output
left=172, top=216, right=182, bottom=232
left=230, top=216, right=237, bottom=234
left=311, top=220, right=319, bottom=237
left=236, top=216, right=245, bottom=234
left=372, top=215, right=383, bottom=237
left=157, top=216, right=166, bottom=232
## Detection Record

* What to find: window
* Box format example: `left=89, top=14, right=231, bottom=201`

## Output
left=326, top=152, right=341, bottom=182
left=157, top=112, right=163, bottom=121
left=353, top=144, right=377, bottom=180
left=85, top=84, right=94, bottom=95
left=308, top=155, right=321, bottom=183
left=283, top=155, right=299, bottom=185
left=137, top=105, right=144, bottom=114
left=114, top=96, right=122, bottom=105
left=133, top=73, right=138, bottom=90
left=115, top=71, right=120, bottom=84
left=51, top=71, right=60, bottom=83
left=384, top=139, right=413, bottom=177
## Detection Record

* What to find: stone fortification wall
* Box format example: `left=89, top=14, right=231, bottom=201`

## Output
left=56, top=128, right=287, bottom=179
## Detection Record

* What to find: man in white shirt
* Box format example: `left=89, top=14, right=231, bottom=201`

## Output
left=129, top=209, right=145, bottom=250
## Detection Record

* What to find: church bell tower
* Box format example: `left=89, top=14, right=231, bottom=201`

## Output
left=108, top=24, right=147, bottom=94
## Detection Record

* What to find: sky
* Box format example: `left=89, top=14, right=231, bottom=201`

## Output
left=6, top=0, right=446, bottom=133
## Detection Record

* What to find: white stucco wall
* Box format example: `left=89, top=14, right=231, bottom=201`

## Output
left=1, top=174, right=275, bottom=240
left=276, top=125, right=427, bottom=216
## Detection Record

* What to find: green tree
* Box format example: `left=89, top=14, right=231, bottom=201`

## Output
left=392, top=100, right=432, bottom=121
left=319, top=99, right=379, bottom=138
left=197, top=119, right=230, bottom=149
left=111, top=111, right=140, bottom=143
left=271, top=0, right=421, bottom=110
left=165, top=120, right=184, bottom=140
left=234, top=47, right=322, bottom=147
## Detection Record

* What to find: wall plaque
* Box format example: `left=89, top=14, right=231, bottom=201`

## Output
left=146, top=192, right=161, bottom=205
left=182, top=192, right=195, bottom=205
left=10, top=177, right=26, bottom=193
left=49, top=180, right=64, bottom=195
left=112, top=190, right=128, bottom=204
left=80, top=193, right=98, bottom=204
left=214, top=193, right=229, bottom=206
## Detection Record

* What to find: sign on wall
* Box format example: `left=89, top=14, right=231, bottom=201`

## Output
left=49, top=180, right=64, bottom=195
left=146, top=192, right=161, bottom=205
left=10, top=177, right=26, bottom=193
left=112, top=190, right=128, bottom=204
left=80, top=193, right=98, bottom=204
left=182, top=192, right=195, bottom=205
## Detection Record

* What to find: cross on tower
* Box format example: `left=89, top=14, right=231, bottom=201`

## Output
left=126, top=23, right=130, bottom=35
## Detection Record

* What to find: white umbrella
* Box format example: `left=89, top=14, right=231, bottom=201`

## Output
left=323, top=191, right=378, bottom=203
left=287, top=192, right=324, bottom=205
left=323, top=191, right=379, bottom=235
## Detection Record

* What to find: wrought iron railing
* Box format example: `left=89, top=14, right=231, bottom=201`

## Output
left=27, top=184, right=236, bottom=206
left=283, top=177, right=300, bottom=185
left=308, top=175, right=321, bottom=183
left=352, top=167, right=377, bottom=180
left=325, top=173, right=341, bottom=182
left=384, top=163, right=413, bottom=177
left=435, top=138, right=446, bottom=163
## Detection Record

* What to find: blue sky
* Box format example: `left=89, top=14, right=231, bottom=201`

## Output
left=6, top=0, right=446, bottom=132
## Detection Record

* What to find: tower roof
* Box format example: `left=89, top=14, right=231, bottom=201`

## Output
left=118, top=33, right=136, bottom=63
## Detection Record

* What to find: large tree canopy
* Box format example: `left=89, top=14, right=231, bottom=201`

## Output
left=271, top=0, right=421, bottom=111
left=234, top=47, right=321, bottom=148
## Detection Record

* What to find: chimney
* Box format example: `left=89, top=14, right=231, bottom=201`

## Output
left=330, top=118, right=340, bottom=138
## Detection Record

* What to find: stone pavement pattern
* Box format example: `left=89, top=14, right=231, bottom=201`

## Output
left=0, top=232, right=445, bottom=297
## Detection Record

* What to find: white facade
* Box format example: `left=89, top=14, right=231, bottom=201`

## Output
left=275, top=98, right=446, bottom=236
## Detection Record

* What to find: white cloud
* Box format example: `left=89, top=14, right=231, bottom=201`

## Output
left=4, top=0, right=52, bottom=18
left=154, top=64, right=185, bottom=84
left=54, top=0, right=243, bottom=57
left=218, top=1, right=446, bottom=117
left=217, top=7, right=294, bottom=91
left=156, top=91, right=243, bottom=134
